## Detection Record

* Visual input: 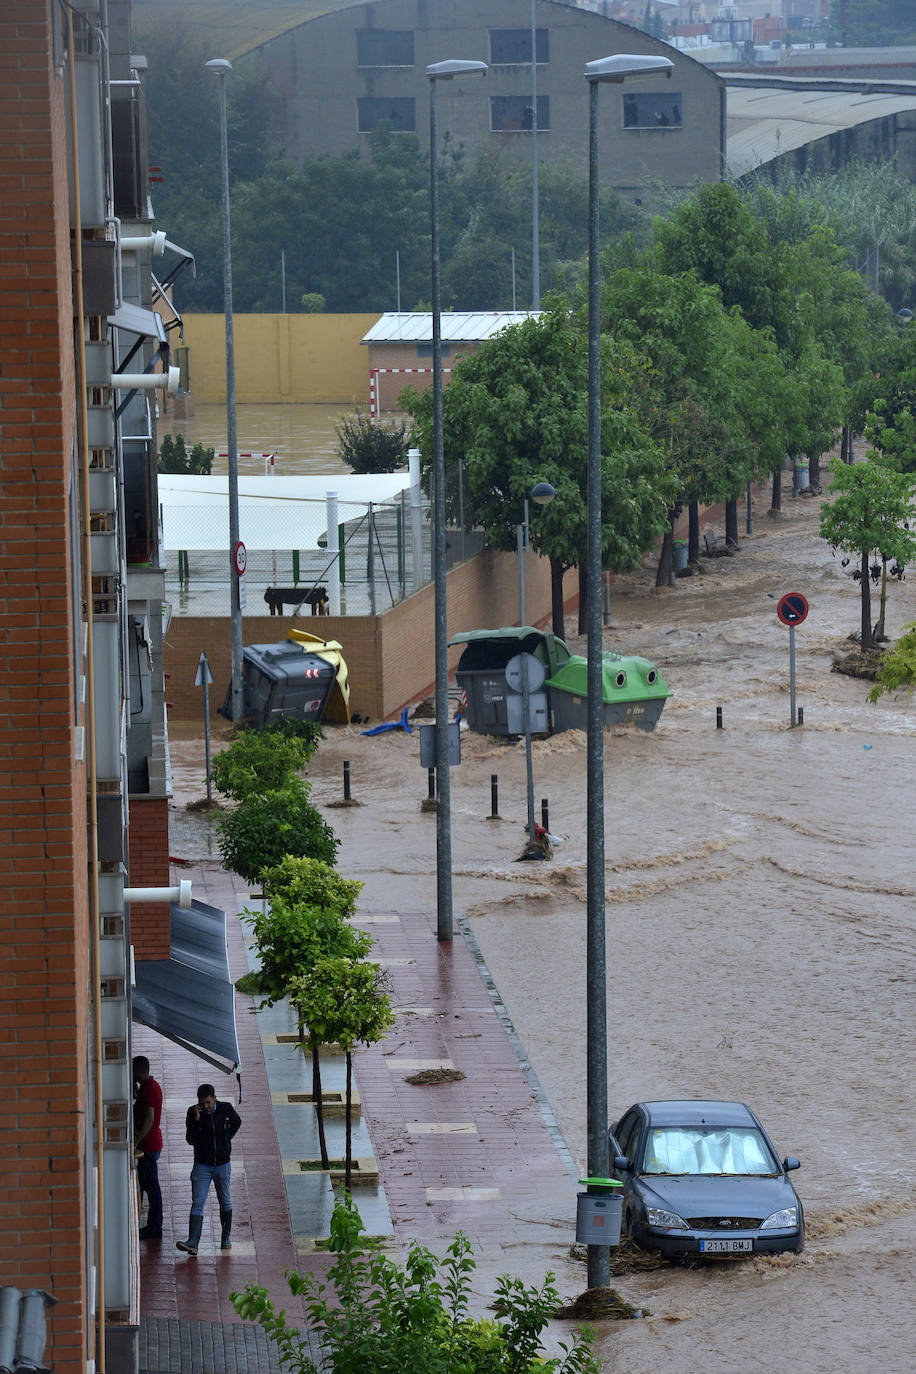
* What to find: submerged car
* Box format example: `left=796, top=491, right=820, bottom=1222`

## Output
left=609, top=1100, right=804, bottom=1258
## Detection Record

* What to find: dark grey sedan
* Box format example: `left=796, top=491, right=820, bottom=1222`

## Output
left=609, top=1100, right=804, bottom=1258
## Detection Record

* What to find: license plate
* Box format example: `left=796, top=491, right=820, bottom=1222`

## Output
left=699, top=1237, right=753, bottom=1253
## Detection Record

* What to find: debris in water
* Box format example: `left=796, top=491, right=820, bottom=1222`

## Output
left=555, top=1287, right=648, bottom=1321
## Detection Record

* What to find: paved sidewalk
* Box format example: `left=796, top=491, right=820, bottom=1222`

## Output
left=135, top=809, right=583, bottom=1370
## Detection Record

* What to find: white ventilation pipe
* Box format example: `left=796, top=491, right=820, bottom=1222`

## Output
left=110, top=365, right=180, bottom=394
left=120, top=230, right=167, bottom=255
left=124, top=880, right=192, bottom=909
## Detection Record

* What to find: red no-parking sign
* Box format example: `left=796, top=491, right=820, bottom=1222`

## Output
left=776, top=592, right=808, bottom=627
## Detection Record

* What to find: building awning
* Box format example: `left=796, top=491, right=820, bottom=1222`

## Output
left=109, top=301, right=168, bottom=344
left=132, top=898, right=240, bottom=1074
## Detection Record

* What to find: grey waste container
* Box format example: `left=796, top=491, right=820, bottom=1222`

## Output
left=673, top=539, right=688, bottom=572
left=450, top=627, right=570, bottom=737
left=222, top=642, right=336, bottom=729
left=576, top=1185, right=623, bottom=1246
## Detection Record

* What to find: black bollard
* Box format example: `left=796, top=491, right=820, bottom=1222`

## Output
left=343, top=759, right=351, bottom=801
left=428, top=767, right=436, bottom=801
left=797, top=706, right=804, bottom=727
left=489, top=773, right=499, bottom=819
left=716, top=706, right=723, bottom=729
left=541, top=798, right=549, bottom=833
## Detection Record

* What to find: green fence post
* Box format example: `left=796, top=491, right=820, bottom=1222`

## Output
left=292, top=549, right=300, bottom=585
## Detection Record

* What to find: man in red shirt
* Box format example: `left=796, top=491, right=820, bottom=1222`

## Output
left=133, top=1055, right=164, bottom=1240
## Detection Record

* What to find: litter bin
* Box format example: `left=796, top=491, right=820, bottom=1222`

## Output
left=672, top=539, right=688, bottom=572
left=794, top=462, right=810, bottom=494
left=576, top=1178, right=624, bottom=1246
left=225, top=642, right=337, bottom=729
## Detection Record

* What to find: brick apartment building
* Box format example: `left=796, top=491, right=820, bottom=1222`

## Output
left=0, top=2, right=185, bottom=1367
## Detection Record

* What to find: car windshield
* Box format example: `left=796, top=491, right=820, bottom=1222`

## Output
left=641, top=1126, right=776, bottom=1176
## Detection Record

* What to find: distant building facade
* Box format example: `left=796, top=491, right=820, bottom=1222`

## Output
left=242, top=0, right=725, bottom=192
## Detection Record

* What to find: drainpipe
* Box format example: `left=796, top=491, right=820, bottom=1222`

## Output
left=124, top=882, right=192, bottom=908
left=68, top=10, right=106, bottom=1369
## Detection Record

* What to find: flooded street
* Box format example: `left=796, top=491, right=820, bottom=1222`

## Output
left=170, top=483, right=916, bottom=1373
left=167, top=401, right=351, bottom=477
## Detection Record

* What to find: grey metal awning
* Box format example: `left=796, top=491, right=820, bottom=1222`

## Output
left=109, top=301, right=168, bottom=343
left=132, top=898, right=240, bottom=1074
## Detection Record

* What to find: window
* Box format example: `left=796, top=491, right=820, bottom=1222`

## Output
left=357, top=97, right=416, bottom=133
left=490, top=28, right=549, bottom=65
left=356, top=29, right=414, bottom=67
left=622, top=91, right=683, bottom=130
left=491, top=95, right=549, bottom=133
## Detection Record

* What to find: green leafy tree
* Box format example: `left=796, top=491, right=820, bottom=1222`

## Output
left=288, top=957, right=393, bottom=1189
left=243, top=866, right=368, bottom=1168
left=216, top=780, right=338, bottom=885
left=404, top=306, right=673, bottom=635
left=231, top=1199, right=601, bottom=1374
left=209, top=728, right=313, bottom=801
left=820, top=457, right=916, bottom=648
left=157, top=433, right=214, bottom=475
left=337, top=411, right=408, bottom=474
left=869, top=622, right=916, bottom=702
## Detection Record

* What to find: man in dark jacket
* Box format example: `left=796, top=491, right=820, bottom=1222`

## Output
left=176, top=1083, right=241, bottom=1256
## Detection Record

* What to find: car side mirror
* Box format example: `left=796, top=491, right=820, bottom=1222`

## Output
left=783, top=1156, right=800, bottom=1172
left=613, top=1154, right=631, bottom=1172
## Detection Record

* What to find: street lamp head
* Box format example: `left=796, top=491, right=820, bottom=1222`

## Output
left=427, top=59, right=488, bottom=81
left=204, top=58, right=233, bottom=76
left=584, top=54, right=674, bottom=83
left=531, top=481, right=557, bottom=506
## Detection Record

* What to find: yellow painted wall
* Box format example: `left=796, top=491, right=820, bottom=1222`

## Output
left=182, top=313, right=381, bottom=404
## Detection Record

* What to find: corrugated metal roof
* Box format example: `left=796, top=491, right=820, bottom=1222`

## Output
left=362, top=311, right=540, bottom=345
left=726, top=81, right=916, bottom=175
left=133, top=0, right=361, bottom=60
left=781, top=46, right=916, bottom=68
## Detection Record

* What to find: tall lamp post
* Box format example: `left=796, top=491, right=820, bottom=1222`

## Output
left=530, top=0, right=540, bottom=308
left=584, top=51, right=673, bottom=1290
left=428, top=58, right=487, bottom=942
left=205, top=57, right=244, bottom=721
left=517, top=481, right=555, bottom=856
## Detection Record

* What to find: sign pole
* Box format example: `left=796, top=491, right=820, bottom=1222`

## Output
left=195, top=650, right=215, bottom=800
left=775, top=592, right=808, bottom=729
left=789, top=624, right=796, bottom=729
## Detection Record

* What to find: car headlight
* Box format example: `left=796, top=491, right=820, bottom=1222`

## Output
left=760, top=1208, right=798, bottom=1230
left=645, top=1206, right=690, bottom=1230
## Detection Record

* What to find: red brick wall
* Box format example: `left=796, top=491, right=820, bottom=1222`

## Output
left=0, top=5, right=92, bottom=1370
left=128, top=798, right=171, bottom=959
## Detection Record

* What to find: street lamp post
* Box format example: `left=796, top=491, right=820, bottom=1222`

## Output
left=516, top=481, right=555, bottom=855
left=584, top=51, right=673, bottom=1290
left=530, top=0, right=540, bottom=308
left=205, top=57, right=244, bottom=721
left=428, top=58, right=487, bottom=942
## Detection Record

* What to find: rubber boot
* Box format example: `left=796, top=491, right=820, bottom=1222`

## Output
left=219, top=1209, right=233, bottom=1250
left=176, top=1213, right=203, bottom=1256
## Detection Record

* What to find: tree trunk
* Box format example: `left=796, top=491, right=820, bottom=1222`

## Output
left=875, top=557, right=888, bottom=642
left=724, top=498, right=738, bottom=550
left=550, top=556, right=566, bottom=639
left=688, top=501, right=700, bottom=564
left=344, top=1050, right=352, bottom=1194
left=860, top=549, right=873, bottom=649
left=577, top=562, right=587, bottom=635
left=655, top=524, right=673, bottom=588
left=312, top=1042, right=330, bottom=1170
left=771, top=465, right=782, bottom=512
left=808, top=450, right=820, bottom=491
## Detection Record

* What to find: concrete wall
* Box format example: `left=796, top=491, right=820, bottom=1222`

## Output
left=164, top=545, right=569, bottom=720
left=182, top=312, right=380, bottom=404
left=244, top=0, right=724, bottom=192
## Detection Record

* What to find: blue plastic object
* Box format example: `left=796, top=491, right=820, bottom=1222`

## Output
left=361, top=706, right=412, bottom=736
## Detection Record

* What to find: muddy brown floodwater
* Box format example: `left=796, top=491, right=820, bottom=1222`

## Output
left=170, top=484, right=916, bottom=1374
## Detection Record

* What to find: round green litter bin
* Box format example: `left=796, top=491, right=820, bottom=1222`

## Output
left=576, top=1177, right=623, bottom=1246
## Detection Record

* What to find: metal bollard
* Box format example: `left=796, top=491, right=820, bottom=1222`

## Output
left=343, top=759, right=351, bottom=801
left=489, top=773, right=499, bottom=820
left=428, top=767, right=436, bottom=801
left=797, top=706, right=804, bottom=727
left=716, top=706, right=723, bottom=729
left=541, top=798, right=549, bottom=832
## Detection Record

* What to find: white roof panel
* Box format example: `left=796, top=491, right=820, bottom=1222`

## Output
left=362, top=311, right=540, bottom=345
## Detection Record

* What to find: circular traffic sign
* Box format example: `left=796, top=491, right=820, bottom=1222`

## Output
left=233, top=540, right=247, bottom=577
left=505, top=653, right=546, bottom=693
left=776, top=592, right=808, bottom=626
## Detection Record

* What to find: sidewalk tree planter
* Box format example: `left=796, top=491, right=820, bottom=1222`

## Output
left=288, top=957, right=393, bottom=1191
